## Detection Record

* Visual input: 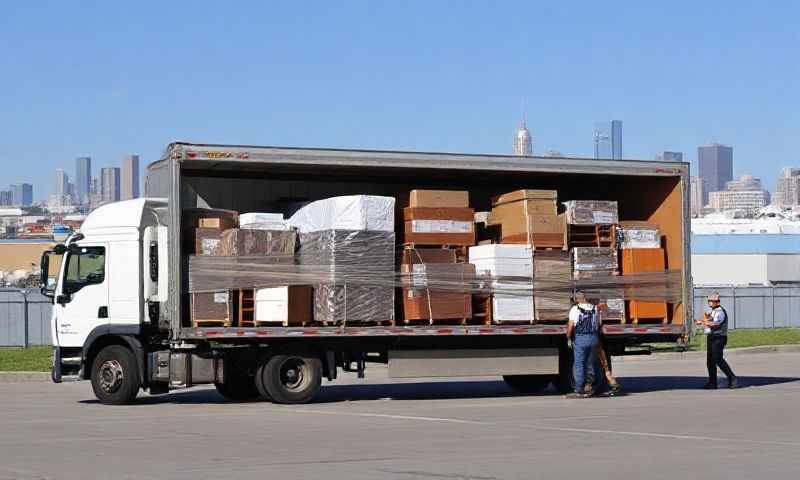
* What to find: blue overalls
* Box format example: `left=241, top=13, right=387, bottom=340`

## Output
left=573, top=306, right=600, bottom=393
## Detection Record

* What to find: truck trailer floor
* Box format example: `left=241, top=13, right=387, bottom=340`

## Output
left=1, top=351, right=799, bottom=479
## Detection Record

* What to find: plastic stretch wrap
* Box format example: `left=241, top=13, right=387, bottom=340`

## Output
left=573, top=247, right=617, bottom=271
left=288, top=195, right=395, bottom=233
left=299, top=230, right=395, bottom=324
left=563, top=200, right=619, bottom=225
left=213, top=229, right=296, bottom=256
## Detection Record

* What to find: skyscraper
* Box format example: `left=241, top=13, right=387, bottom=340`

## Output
left=697, top=143, right=733, bottom=204
left=10, top=183, right=33, bottom=206
left=512, top=118, right=532, bottom=156
left=661, top=151, right=683, bottom=162
left=53, top=169, right=69, bottom=199
left=121, top=154, right=140, bottom=200
left=690, top=176, right=706, bottom=217
left=75, top=156, right=92, bottom=206
left=593, top=120, right=622, bottom=159
left=775, top=168, right=800, bottom=207
left=101, top=167, right=121, bottom=204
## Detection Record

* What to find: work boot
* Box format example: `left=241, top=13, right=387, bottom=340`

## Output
left=728, top=377, right=738, bottom=389
left=565, top=392, right=587, bottom=399
left=703, top=382, right=717, bottom=390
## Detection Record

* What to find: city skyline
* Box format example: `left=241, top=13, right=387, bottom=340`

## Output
left=1, top=3, right=797, bottom=200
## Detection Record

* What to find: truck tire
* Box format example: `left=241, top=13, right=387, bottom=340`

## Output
left=90, top=345, right=140, bottom=405
left=214, top=375, right=261, bottom=402
left=503, top=375, right=554, bottom=394
left=256, top=353, right=322, bottom=404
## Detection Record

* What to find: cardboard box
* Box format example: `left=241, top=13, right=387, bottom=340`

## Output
left=403, top=207, right=475, bottom=246
left=198, top=217, right=238, bottom=230
left=183, top=208, right=239, bottom=230
left=212, top=229, right=296, bottom=256
left=401, top=262, right=474, bottom=322
left=254, top=286, right=313, bottom=326
left=499, top=214, right=566, bottom=247
left=409, top=190, right=469, bottom=208
left=191, top=228, right=223, bottom=256
left=492, top=189, right=558, bottom=206
left=490, top=199, right=558, bottom=224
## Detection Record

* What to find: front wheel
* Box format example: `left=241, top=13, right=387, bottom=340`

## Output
left=90, top=345, right=140, bottom=405
left=256, top=353, right=322, bottom=404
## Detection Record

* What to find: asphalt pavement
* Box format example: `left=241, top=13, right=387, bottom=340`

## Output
left=1, top=351, right=799, bottom=479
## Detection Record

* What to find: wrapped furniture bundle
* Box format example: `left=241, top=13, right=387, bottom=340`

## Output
left=292, top=196, right=396, bottom=325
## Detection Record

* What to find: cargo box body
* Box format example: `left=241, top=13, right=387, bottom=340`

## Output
left=145, top=143, right=691, bottom=344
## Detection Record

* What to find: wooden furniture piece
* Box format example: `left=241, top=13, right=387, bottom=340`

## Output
left=621, top=248, right=668, bottom=324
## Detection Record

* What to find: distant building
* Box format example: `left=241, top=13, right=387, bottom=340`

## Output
left=0, top=190, right=12, bottom=206
left=775, top=168, right=800, bottom=207
left=513, top=119, right=532, bottom=156
left=593, top=120, right=622, bottom=159
left=100, top=167, right=121, bottom=204
left=53, top=169, right=69, bottom=199
left=10, top=183, right=33, bottom=206
left=75, top=156, right=92, bottom=206
left=121, top=154, right=140, bottom=200
left=544, top=149, right=563, bottom=157
left=660, top=151, right=683, bottom=162
left=709, top=190, right=769, bottom=213
left=698, top=143, right=733, bottom=204
left=726, top=175, right=762, bottom=191
left=690, top=176, right=706, bottom=217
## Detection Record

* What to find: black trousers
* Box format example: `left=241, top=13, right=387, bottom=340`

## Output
left=707, top=335, right=735, bottom=384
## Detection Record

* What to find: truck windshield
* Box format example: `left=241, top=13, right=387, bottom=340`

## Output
left=63, top=246, right=106, bottom=295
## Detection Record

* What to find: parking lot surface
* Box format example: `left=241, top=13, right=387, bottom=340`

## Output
left=1, top=351, right=799, bottom=479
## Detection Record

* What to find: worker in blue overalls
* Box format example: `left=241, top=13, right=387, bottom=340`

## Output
left=566, top=291, right=601, bottom=398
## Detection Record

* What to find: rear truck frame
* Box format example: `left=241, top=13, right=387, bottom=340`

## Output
left=41, top=142, right=692, bottom=404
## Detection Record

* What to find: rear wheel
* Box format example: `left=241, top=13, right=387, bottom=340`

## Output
left=503, top=375, right=554, bottom=394
left=256, top=353, right=322, bottom=404
left=90, top=345, right=140, bottom=405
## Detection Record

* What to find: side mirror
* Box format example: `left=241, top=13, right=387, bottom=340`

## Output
left=40, top=250, right=55, bottom=299
left=56, top=294, right=71, bottom=305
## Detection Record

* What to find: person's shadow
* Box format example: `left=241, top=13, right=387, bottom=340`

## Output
left=78, top=375, right=799, bottom=405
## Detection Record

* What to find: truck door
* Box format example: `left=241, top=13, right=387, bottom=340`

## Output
left=53, top=244, right=110, bottom=348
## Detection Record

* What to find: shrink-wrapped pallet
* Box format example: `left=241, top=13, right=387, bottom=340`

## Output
left=468, top=244, right=534, bottom=322
left=298, top=230, right=395, bottom=324
left=563, top=200, right=618, bottom=225
left=532, top=251, right=572, bottom=321
left=289, top=195, right=395, bottom=233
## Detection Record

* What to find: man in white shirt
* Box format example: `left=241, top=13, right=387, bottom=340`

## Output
left=566, top=291, right=601, bottom=398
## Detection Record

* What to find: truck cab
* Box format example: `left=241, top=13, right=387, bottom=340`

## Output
left=41, top=198, right=168, bottom=403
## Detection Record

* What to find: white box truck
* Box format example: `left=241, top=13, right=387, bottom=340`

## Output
left=41, top=143, right=691, bottom=404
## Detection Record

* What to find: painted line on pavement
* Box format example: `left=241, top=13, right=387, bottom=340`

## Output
left=535, top=426, right=800, bottom=447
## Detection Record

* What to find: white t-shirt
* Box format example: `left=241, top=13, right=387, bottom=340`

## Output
left=568, top=303, right=599, bottom=326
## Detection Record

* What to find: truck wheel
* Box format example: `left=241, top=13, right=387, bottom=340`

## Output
left=90, top=345, right=140, bottom=405
left=214, top=375, right=260, bottom=402
left=503, top=375, right=554, bottom=393
left=256, top=353, right=322, bottom=404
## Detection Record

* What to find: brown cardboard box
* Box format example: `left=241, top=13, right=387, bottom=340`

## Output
left=492, top=189, right=558, bottom=206
left=191, top=228, right=223, bottom=255
left=409, top=190, right=469, bottom=208
left=182, top=208, right=239, bottom=230
left=489, top=199, right=558, bottom=226
left=212, top=229, right=296, bottom=256
left=499, top=213, right=565, bottom=239
left=402, top=207, right=475, bottom=246
left=400, top=252, right=474, bottom=321
left=199, top=217, right=238, bottom=230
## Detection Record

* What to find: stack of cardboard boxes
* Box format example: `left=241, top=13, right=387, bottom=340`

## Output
left=469, top=244, right=534, bottom=323
left=487, top=190, right=565, bottom=248
left=619, top=222, right=668, bottom=323
left=400, top=190, right=475, bottom=323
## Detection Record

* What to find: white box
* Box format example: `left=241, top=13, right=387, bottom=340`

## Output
left=240, top=212, right=284, bottom=225
left=471, top=258, right=533, bottom=278
left=468, top=244, right=533, bottom=261
left=255, top=287, right=289, bottom=323
left=493, top=295, right=534, bottom=322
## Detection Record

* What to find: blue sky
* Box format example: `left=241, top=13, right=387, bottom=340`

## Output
left=1, top=1, right=797, bottom=200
